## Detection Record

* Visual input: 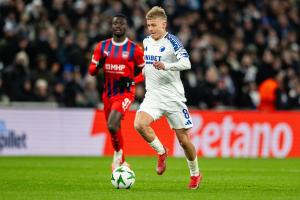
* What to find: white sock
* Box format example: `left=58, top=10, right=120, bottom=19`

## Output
left=113, top=149, right=123, bottom=162
left=149, top=137, right=165, bottom=155
left=187, top=156, right=200, bottom=176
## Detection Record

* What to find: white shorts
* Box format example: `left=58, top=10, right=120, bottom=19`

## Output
left=137, top=97, right=193, bottom=129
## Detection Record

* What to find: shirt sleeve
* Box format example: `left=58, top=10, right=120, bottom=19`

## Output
left=133, top=44, right=145, bottom=84
left=134, top=44, right=145, bottom=68
left=174, top=47, right=189, bottom=60
left=163, top=35, right=191, bottom=71
left=88, top=42, right=102, bottom=76
left=163, top=57, right=191, bottom=71
left=133, top=72, right=144, bottom=84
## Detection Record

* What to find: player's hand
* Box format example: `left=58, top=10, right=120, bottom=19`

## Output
left=119, top=77, right=134, bottom=90
left=96, top=54, right=108, bottom=69
left=153, top=61, right=165, bottom=70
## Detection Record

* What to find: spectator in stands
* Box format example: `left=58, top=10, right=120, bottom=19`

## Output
left=18, top=78, right=36, bottom=102
left=0, top=75, right=9, bottom=104
left=289, top=79, right=300, bottom=109
left=258, top=70, right=288, bottom=111
left=0, top=0, right=299, bottom=109
left=61, top=64, right=84, bottom=107
left=198, top=67, right=220, bottom=108
left=34, top=78, right=49, bottom=102
left=2, top=51, right=30, bottom=101
left=83, top=76, right=100, bottom=108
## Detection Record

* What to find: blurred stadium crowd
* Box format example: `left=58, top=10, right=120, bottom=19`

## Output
left=0, top=0, right=299, bottom=109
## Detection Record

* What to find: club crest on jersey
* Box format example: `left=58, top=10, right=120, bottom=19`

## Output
left=159, top=46, right=166, bottom=52
left=122, top=51, right=129, bottom=59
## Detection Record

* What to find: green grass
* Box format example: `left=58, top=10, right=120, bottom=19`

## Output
left=0, top=157, right=300, bottom=200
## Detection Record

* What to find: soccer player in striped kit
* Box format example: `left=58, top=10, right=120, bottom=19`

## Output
left=134, top=7, right=202, bottom=189
left=89, top=14, right=145, bottom=170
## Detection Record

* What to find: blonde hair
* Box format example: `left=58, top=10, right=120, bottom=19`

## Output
left=146, top=6, right=167, bottom=20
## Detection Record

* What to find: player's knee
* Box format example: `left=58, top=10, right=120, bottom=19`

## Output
left=133, top=121, right=142, bottom=132
left=134, top=120, right=146, bottom=134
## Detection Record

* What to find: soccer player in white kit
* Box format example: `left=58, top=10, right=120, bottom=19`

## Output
left=134, top=6, right=202, bottom=189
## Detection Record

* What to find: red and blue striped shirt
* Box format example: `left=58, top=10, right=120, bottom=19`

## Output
left=89, top=38, right=145, bottom=99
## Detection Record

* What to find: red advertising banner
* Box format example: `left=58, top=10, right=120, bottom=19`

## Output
left=90, top=110, right=300, bottom=158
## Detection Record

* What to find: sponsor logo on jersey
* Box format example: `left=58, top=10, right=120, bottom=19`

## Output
left=105, top=64, right=126, bottom=72
left=144, top=55, right=162, bottom=64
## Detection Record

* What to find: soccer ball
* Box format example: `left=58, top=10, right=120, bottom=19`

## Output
left=111, top=166, right=135, bottom=189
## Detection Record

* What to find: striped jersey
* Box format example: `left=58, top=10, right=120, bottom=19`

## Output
left=89, top=37, right=145, bottom=99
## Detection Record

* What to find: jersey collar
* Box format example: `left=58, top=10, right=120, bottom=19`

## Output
left=112, top=37, right=128, bottom=46
left=162, top=32, right=168, bottom=38
left=150, top=32, right=168, bottom=42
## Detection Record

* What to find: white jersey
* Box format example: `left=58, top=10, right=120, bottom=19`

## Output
left=143, top=32, right=191, bottom=102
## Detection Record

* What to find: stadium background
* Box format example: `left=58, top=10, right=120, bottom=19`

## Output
left=0, top=0, right=299, bottom=157
left=0, top=1, right=300, bottom=199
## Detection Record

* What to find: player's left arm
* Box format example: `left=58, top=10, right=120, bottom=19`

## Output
left=164, top=47, right=191, bottom=71
left=153, top=38, right=191, bottom=71
left=133, top=44, right=145, bottom=84
left=156, top=48, right=191, bottom=71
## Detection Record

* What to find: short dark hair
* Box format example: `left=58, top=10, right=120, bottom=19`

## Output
left=113, top=13, right=128, bottom=22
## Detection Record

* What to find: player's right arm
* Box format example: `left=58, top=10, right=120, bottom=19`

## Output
left=89, top=42, right=107, bottom=76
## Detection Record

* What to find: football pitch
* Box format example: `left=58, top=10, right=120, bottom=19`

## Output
left=0, top=157, right=300, bottom=200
